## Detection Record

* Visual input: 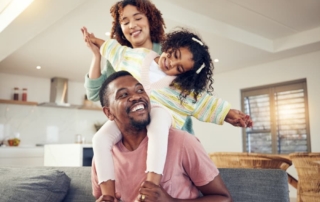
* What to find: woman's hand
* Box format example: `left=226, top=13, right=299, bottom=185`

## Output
left=81, top=26, right=100, bottom=56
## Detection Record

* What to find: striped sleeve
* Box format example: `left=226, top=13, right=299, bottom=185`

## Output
left=100, top=39, right=128, bottom=71
left=192, top=93, right=231, bottom=125
left=150, top=87, right=231, bottom=128
left=99, top=39, right=151, bottom=81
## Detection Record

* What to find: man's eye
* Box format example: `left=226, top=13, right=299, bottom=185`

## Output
left=137, top=89, right=144, bottom=93
left=136, top=18, right=142, bottom=21
left=120, top=93, right=128, bottom=98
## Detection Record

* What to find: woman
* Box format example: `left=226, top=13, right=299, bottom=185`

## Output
left=83, top=0, right=171, bottom=200
left=85, top=0, right=164, bottom=100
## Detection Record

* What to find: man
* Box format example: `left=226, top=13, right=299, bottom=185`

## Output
left=92, top=71, right=232, bottom=202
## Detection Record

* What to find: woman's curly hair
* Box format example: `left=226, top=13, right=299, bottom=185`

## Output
left=110, top=0, right=166, bottom=47
left=161, top=29, right=214, bottom=103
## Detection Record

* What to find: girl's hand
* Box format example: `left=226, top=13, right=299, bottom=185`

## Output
left=81, top=26, right=97, bottom=43
left=225, top=109, right=253, bottom=128
left=81, top=27, right=100, bottom=56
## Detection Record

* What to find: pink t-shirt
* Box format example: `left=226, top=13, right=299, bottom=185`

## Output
left=92, top=128, right=219, bottom=201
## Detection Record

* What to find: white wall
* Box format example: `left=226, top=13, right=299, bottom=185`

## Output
left=0, top=73, right=106, bottom=145
left=193, top=50, right=320, bottom=199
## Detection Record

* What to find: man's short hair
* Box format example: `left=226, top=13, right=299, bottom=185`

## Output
left=99, top=71, right=133, bottom=107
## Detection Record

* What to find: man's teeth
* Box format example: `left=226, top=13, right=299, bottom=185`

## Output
left=131, top=104, right=144, bottom=112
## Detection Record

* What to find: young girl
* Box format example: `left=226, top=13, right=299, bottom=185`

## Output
left=82, top=27, right=252, bottom=199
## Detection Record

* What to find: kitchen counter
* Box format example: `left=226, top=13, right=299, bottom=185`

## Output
left=44, top=144, right=93, bottom=167
left=0, top=146, right=44, bottom=166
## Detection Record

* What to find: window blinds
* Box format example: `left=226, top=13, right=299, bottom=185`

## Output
left=241, top=79, right=310, bottom=154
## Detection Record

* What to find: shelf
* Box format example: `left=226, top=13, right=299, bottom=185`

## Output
left=78, top=106, right=102, bottom=111
left=0, top=99, right=38, bottom=106
left=0, top=99, right=102, bottom=111
left=78, top=100, right=102, bottom=111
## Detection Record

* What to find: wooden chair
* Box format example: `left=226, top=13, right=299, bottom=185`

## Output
left=209, top=152, right=297, bottom=188
left=289, top=152, right=320, bottom=202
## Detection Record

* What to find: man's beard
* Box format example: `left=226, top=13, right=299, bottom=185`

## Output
left=129, top=113, right=151, bottom=130
left=126, top=100, right=150, bottom=130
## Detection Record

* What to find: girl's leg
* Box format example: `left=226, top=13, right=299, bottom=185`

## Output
left=145, top=105, right=172, bottom=185
left=92, top=120, right=121, bottom=197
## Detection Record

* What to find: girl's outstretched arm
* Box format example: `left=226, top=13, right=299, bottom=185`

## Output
left=224, top=109, right=253, bottom=128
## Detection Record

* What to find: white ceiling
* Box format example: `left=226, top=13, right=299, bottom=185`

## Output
left=0, top=0, right=320, bottom=82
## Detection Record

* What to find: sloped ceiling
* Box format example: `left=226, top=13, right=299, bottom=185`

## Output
left=0, top=0, right=319, bottom=82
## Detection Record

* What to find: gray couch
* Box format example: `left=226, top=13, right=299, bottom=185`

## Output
left=0, top=167, right=289, bottom=202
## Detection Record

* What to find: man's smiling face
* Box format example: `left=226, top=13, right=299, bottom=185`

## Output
left=104, top=75, right=151, bottom=130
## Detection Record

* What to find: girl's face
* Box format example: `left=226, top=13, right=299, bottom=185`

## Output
left=158, top=47, right=195, bottom=76
left=120, top=5, right=152, bottom=48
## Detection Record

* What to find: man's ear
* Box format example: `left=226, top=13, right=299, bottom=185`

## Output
left=103, top=106, right=115, bottom=120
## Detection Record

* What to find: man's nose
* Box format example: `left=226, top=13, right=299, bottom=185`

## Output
left=128, top=93, right=140, bottom=101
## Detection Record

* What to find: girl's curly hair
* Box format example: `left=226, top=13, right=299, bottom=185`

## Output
left=110, top=0, right=166, bottom=47
left=161, top=29, right=214, bottom=103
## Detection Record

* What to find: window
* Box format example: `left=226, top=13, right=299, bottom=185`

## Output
left=241, top=79, right=311, bottom=154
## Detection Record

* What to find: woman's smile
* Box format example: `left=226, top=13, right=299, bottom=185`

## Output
left=131, top=29, right=141, bottom=37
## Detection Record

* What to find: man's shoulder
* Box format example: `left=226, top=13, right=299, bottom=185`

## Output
left=168, top=128, right=199, bottom=146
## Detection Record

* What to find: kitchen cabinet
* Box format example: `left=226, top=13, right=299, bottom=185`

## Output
left=44, top=144, right=93, bottom=167
left=0, top=146, right=44, bottom=166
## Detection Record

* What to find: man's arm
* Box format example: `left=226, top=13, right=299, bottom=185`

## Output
left=195, top=175, right=232, bottom=201
left=138, top=178, right=231, bottom=202
left=177, top=132, right=232, bottom=201
left=138, top=132, right=232, bottom=202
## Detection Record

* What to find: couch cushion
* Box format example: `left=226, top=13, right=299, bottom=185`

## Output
left=219, top=168, right=289, bottom=202
left=0, top=167, right=70, bottom=202
left=51, top=167, right=95, bottom=202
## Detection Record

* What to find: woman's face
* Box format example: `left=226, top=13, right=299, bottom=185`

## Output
left=120, top=5, right=152, bottom=48
left=158, top=47, right=195, bottom=76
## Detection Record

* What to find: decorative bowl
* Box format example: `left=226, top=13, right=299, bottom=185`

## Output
left=7, top=138, right=21, bottom=146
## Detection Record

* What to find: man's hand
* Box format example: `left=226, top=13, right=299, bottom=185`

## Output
left=96, top=195, right=114, bottom=202
left=225, top=109, right=253, bottom=128
left=96, top=193, right=122, bottom=202
left=137, top=181, right=173, bottom=202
